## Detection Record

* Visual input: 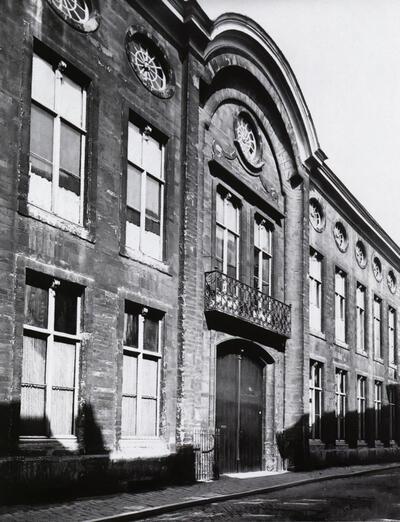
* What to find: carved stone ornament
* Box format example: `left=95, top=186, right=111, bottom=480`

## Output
left=211, top=139, right=237, bottom=161
left=387, top=270, right=397, bottom=294
left=355, top=240, right=367, bottom=269
left=126, top=27, right=175, bottom=99
left=333, top=222, right=348, bottom=252
left=233, top=111, right=264, bottom=173
left=309, top=198, right=325, bottom=232
left=46, top=0, right=100, bottom=32
left=372, top=256, right=383, bottom=282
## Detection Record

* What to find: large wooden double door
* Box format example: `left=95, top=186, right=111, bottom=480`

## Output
left=216, top=348, right=264, bottom=473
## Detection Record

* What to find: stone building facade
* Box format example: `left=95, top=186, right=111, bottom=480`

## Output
left=0, top=0, right=399, bottom=496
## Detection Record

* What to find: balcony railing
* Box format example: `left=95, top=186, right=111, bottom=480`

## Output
left=204, top=270, right=291, bottom=338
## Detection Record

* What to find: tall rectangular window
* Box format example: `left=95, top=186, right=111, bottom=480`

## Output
left=309, top=249, right=323, bottom=332
left=388, top=386, right=396, bottom=442
left=335, top=368, right=347, bottom=441
left=121, top=303, right=162, bottom=438
left=126, top=123, right=164, bottom=260
left=309, top=360, right=323, bottom=439
left=215, top=190, right=240, bottom=279
left=374, top=380, right=382, bottom=441
left=253, top=217, right=272, bottom=295
left=20, top=272, right=81, bottom=437
left=356, top=283, right=366, bottom=352
left=373, top=296, right=382, bottom=359
left=335, top=269, right=346, bottom=342
left=29, top=54, right=86, bottom=224
left=389, top=307, right=396, bottom=365
left=356, top=375, right=367, bottom=441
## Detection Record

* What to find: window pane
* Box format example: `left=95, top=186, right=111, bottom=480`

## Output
left=127, top=165, right=141, bottom=212
left=25, top=280, right=49, bottom=329
left=143, top=317, right=159, bottom=352
left=54, top=285, right=78, bottom=335
left=225, top=199, right=238, bottom=233
left=253, top=247, right=260, bottom=288
left=122, top=352, right=138, bottom=395
left=32, top=54, right=55, bottom=109
left=145, top=176, right=161, bottom=235
left=59, top=123, right=81, bottom=196
left=122, top=396, right=137, bottom=436
left=260, top=225, right=270, bottom=253
left=142, top=135, right=162, bottom=178
left=216, top=225, right=224, bottom=268
left=227, top=231, right=237, bottom=278
left=141, top=357, right=158, bottom=397
left=261, top=252, right=270, bottom=294
left=216, top=192, right=224, bottom=223
left=20, top=335, right=47, bottom=436
left=59, top=76, right=84, bottom=128
left=30, top=105, right=54, bottom=181
left=22, top=334, right=46, bottom=385
left=124, top=311, right=139, bottom=348
left=128, top=123, right=142, bottom=166
left=51, top=388, right=74, bottom=435
left=52, top=340, right=76, bottom=388
left=139, top=398, right=157, bottom=436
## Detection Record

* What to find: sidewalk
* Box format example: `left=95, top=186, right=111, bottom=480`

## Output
left=0, top=462, right=399, bottom=522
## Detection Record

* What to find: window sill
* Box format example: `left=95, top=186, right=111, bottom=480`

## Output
left=374, top=440, right=384, bottom=448
left=120, top=247, right=172, bottom=276
left=19, top=436, right=78, bottom=453
left=334, top=340, right=349, bottom=350
left=357, top=440, right=368, bottom=448
left=21, top=204, right=95, bottom=243
left=310, top=330, right=326, bottom=341
left=309, top=438, right=324, bottom=447
left=356, top=350, right=369, bottom=358
left=114, top=437, right=170, bottom=459
left=373, top=357, right=384, bottom=365
left=335, top=440, right=348, bottom=448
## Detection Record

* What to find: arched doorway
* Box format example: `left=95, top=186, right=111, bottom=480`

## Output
left=216, top=342, right=268, bottom=473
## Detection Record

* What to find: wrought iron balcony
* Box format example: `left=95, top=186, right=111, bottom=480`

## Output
left=204, top=270, right=291, bottom=338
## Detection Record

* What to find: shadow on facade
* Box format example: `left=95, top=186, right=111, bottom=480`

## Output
left=0, top=401, right=194, bottom=504
left=277, top=401, right=400, bottom=471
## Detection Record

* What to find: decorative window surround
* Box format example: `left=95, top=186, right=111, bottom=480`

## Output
left=125, top=122, right=165, bottom=261
left=46, top=0, right=100, bottom=32
left=335, top=368, right=347, bottom=442
left=20, top=271, right=82, bottom=441
left=373, top=296, right=382, bottom=360
left=309, top=360, right=323, bottom=440
left=215, top=189, right=240, bottom=279
left=309, top=248, right=323, bottom=334
left=29, top=54, right=87, bottom=226
left=356, top=283, right=366, bottom=353
left=357, top=375, right=367, bottom=442
left=335, top=268, right=346, bottom=343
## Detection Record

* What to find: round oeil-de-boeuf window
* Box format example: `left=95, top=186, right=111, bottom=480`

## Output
left=46, top=0, right=99, bottom=32
left=125, top=28, right=174, bottom=99
left=233, top=111, right=264, bottom=172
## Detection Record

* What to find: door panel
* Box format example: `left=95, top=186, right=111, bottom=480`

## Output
left=216, top=349, right=264, bottom=473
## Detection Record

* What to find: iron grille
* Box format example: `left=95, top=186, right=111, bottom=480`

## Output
left=204, top=270, right=291, bottom=338
left=193, top=428, right=219, bottom=481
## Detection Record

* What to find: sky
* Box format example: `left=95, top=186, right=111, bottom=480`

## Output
left=199, top=0, right=400, bottom=245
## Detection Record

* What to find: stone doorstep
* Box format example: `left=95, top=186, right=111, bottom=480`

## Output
left=86, top=462, right=400, bottom=522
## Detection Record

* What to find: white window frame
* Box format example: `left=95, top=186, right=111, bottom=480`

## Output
left=335, top=368, right=347, bottom=441
left=356, top=375, right=367, bottom=441
left=29, top=54, right=87, bottom=225
left=215, top=190, right=240, bottom=279
left=126, top=123, right=165, bottom=261
left=309, top=249, right=323, bottom=333
left=335, top=268, right=346, bottom=343
left=374, top=380, right=383, bottom=441
left=373, top=296, right=382, bottom=360
left=356, top=283, right=366, bottom=353
left=21, top=278, right=81, bottom=440
left=121, top=306, right=162, bottom=439
left=253, top=217, right=272, bottom=295
left=389, top=307, right=396, bottom=366
left=309, top=360, right=323, bottom=440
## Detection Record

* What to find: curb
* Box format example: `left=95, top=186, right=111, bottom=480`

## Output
left=86, top=463, right=400, bottom=522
